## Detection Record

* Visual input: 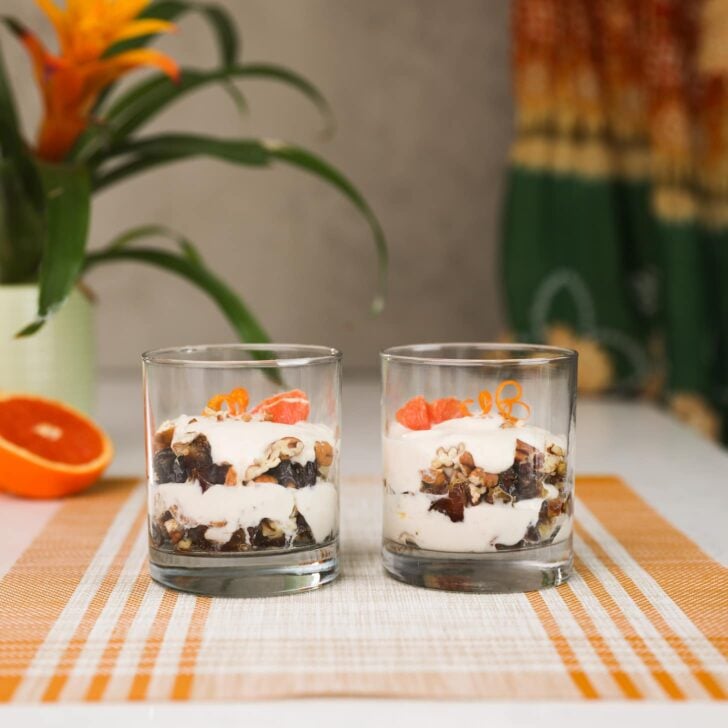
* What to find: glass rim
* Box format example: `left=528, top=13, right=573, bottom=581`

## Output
left=142, top=343, right=342, bottom=368
left=380, top=342, right=577, bottom=366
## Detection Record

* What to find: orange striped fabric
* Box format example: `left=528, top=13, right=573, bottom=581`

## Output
left=0, top=476, right=725, bottom=702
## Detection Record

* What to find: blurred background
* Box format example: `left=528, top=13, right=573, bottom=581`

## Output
left=3, top=0, right=726, bottom=443
left=4, top=0, right=512, bottom=373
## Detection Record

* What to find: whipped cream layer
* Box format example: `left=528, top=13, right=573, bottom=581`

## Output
left=383, top=415, right=570, bottom=553
left=165, top=414, right=337, bottom=485
left=154, top=480, right=338, bottom=545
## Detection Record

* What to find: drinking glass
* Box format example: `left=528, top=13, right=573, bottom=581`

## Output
left=381, top=343, right=577, bottom=592
left=143, top=344, right=341, bottom=597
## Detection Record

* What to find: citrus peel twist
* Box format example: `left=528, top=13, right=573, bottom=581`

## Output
left=206, top=387, right=249, bottom=416
left=478, top=379, right=530, bottom=422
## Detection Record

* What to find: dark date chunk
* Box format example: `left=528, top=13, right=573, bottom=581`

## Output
left=429, top=482, right=468, bottom=522
left=174, top=435, right=213, bottom=478
left=248, top=519, right=287, bottom=548
left=153, top=448, right=186, bottom=483
left=220, top=528, right=249, bottom=552
left=292, top=512, right=315, bottom=546
left=266, top=460, right=318, bottom=489
left=198, top=462, right=231, bottom=493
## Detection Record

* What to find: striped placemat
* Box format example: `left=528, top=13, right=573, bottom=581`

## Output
left=0, top=476, right=726, bottom=703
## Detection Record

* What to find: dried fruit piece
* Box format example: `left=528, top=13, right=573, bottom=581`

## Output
left=429, top=482, right=467, bottom=522
left=428, top=397, right=471, bottom=424
left=153, top=448, right=186, bottom=484
left=395, top=396, right=431, bottom=430
left=173, top=434, right=213, bottom=479
left=198, top=462, right=231, bottom=493
left=220, top=528, right=249, bottom=552
left=251, top=390, right=310, bottom=424
left=249, top=518, right=287, bottom=548
left=292, top=512, right=315, bottom=546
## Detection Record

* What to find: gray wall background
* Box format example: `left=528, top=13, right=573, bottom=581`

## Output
left=4, top=0, right=513, bottom=373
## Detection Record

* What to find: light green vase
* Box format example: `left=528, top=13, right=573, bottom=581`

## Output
left=0, top=284, right=95, bottom=413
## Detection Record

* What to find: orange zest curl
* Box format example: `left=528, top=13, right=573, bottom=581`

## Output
left=478, top=389, right=492, bottom=415
left=8, top=1, right=179, bottom=161
left=206, top=387, right=249, bottom=416
left=478, top=379, right=531, bottom=423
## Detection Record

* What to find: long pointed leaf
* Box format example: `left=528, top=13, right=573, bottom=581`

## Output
left=84, top=245, right=270, bottom=343
left=103, top=223, right=204, bottom=265
left=93, top=134, right=387, bottom=311
left=0, top=29, right=44, bottom=283
left=93, top=1, right=240, bottom=113
left=17, top=164, right=91, bottom=336
left=78, top=64, right=332, bottom=162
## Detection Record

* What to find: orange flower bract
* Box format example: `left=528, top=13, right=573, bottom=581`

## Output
left=12, top=0, right=179, bottom=161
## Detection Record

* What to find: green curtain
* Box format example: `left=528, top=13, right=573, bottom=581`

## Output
left=502, top=0, right=728, bottom=442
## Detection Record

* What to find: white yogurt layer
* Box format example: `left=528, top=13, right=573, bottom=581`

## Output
left=383, top=415, right=569, bottom=553
left=154, top=480, right=338, bottom=544
left=166, top=414, right=337, bottom=485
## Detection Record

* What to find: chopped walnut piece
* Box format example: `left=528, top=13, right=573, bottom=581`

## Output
left=459, top=450, right=475, bottom=474
left=245, top=436, right=304, bottom=481
left=153, top=427, right=174, bottom=453
left=420, top=468, right=448, bottom=494
left=314, top=441, right=334, bottom=467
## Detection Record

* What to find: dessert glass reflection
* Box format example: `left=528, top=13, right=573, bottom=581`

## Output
left=143, top=344, right=341, bottom=597
left=381, top=343, right=577, bottom=593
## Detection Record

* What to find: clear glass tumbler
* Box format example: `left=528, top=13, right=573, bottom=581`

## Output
left=143, top=344, right=341, bottom=597
left=381, top=343, right=577, bottom=593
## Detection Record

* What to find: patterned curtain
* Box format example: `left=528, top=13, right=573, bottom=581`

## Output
left=502, top=0, right=728, bottom=442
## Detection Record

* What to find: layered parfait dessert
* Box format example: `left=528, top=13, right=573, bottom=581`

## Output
left=149, top=387, right=338, bottom=554
left=383, top=381, right=571, bottom=553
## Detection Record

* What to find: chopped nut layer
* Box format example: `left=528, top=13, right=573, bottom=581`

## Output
left=419, top=438, right=569, bottom=545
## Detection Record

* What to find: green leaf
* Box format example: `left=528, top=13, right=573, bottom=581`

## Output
left=84, top=244, right=269, bottom=344
left=0, top=26, right=45, bottom=282
left=16, top=164, right=91, bottom=336
left=141, top=1, right=239, bottom=66
left=93, top=135, right=388, bottom=311
left=77, top=64, right=332, bottom=162
left=102, top=223, right=204, bottom=265
left=93, top=1, right=241, bottom=114
left=0, top=159, right=44, bottom=283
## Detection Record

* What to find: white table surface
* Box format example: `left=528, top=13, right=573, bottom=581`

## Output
left=1, top=373, right=727, bottom=726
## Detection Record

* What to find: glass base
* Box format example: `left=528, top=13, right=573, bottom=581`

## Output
left=382, top=536, right=572, bottom=593
left=149, top=539, right=339, bottom=597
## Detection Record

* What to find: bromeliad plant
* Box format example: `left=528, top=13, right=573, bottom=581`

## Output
left=0, top=0, right=387, bottom=338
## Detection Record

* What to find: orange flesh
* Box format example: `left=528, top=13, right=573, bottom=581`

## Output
left=0, top=398, right=105, bottom=465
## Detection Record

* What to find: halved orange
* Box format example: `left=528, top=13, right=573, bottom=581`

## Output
left=0, top=393, right=113, bottom=499
left=251, top=389, right=310, bottom=424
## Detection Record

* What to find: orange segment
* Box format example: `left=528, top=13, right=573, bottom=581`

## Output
left=427, top=397, right=471, bottom=424
left=0, top=393, right=113, bottom=499
left=395, top=396, right=431, bottom=430
left=251, top=389, right=310, bottom=424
